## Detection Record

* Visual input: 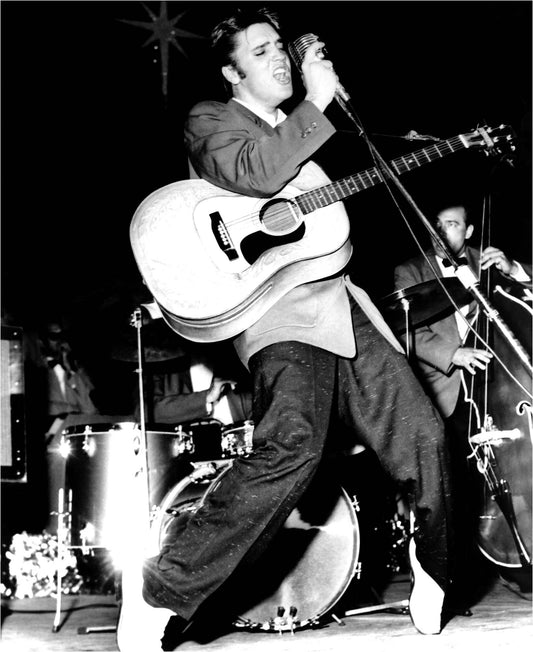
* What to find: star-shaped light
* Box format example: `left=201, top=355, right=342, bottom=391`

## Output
left=120, top=1, right=206, bottom=97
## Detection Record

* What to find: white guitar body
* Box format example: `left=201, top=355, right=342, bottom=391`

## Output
left=130, top=178, right=352, bottom=342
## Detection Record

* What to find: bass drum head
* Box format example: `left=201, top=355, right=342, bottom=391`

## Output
left=153, top=461, right=360, bottom=631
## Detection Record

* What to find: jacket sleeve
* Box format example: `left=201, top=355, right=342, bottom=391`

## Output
left=151, top=371, right=209, bottom=424
left=152, top=391, right=209, bottom=424
left=184, top=99, right=336, bottom=198
left=394, top=262, right=458, bottom=374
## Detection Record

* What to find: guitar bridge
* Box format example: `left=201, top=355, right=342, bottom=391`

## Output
left=210, top=211, right=238, bottom=261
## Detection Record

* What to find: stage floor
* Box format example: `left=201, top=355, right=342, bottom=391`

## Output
left=1, top=572, right=531, bottom=652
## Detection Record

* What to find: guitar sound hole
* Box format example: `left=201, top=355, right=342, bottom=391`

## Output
left=260, top=198, right=301, bottom=234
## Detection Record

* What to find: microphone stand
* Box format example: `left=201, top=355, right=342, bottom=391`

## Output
left=334, top=95, right=532, bottom=377
left=334, top=91, right=533, bottom=614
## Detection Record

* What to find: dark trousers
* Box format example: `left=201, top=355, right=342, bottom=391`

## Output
left=143, top=299, right=453, bottom=620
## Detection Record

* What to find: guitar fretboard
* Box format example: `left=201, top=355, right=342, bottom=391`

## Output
left=296, top=135, right=468, bottom=214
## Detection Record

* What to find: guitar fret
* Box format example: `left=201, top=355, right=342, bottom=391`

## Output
left=315, top=189, right=327, bottom=208
left=323, top=186, right=335, bottom=204
left=359, top=171, right=372, bottom=189
left=330, top=184, right=342, bottom=202
left=338, top=178, right=350, bottom=197
left=299, top=194, right=314, bottom=213
left=294, top=128, right=502, bottom=214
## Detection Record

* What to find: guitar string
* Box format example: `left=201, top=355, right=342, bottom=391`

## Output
left=219, top=135, right=467, bottom=229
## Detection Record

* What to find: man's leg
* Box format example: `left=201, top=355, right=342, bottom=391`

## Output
left=338, top=299, right=453, bottom=633
left=142, top=341, right=337, bottom=619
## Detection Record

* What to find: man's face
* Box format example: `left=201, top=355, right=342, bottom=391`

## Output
left=436, top=206, right=473, bottom=255
left=225, top=22, right=292, bottom=112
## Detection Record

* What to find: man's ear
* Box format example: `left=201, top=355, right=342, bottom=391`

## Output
left=465, top=224, right=474, bottom=240
left=222, top=65, right=241, bottom=86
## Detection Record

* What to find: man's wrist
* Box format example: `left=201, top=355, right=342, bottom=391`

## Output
left=304, top=94, right=328, bottom=112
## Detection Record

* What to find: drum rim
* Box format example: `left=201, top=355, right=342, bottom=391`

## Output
left=151, top=463, right=360, bottom=631
left=62, top=421, right=189, bottom=436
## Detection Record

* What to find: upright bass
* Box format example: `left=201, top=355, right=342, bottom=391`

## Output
left=462, top=208, right=532, bottom=581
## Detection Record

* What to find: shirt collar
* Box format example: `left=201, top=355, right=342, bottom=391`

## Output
left=232, top=97, right=286, bottom=127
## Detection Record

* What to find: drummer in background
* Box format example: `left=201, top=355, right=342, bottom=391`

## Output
left=134, top=303, right=252, bottom=426
left=393, top=199, right=531, bottom=609
left=148, top=347, right=252, bottom=425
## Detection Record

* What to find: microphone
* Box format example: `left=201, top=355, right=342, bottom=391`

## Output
left=288, top=33, right=351, bottom=103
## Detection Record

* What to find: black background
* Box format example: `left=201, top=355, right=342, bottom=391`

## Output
left=1, top=0, right=531, bottom=399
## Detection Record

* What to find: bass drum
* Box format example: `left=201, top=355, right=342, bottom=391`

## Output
left=151, top=460, right=360, bottom=632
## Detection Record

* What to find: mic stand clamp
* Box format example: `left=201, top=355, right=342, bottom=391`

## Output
left=452, top=264, right=533, bottom=374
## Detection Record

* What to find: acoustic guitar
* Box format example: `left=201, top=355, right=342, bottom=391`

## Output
left=130, top=124, right=513, bottom=343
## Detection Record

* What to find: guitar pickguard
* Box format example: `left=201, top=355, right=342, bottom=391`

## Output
left=240, top=224, right=306, bottom=265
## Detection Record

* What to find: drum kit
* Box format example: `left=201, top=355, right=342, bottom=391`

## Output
left=53, top=415, right=374, bottom=633
left=51, top=281, right=460, bottom=636
left=58, top=418, right=255, bottom=549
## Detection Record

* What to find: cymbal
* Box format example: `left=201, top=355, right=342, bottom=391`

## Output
left=380, top=277, right=472, bottom=332
left=110, top=321, right=187, bottom=363
left=111, top=343, right=186, bottom=363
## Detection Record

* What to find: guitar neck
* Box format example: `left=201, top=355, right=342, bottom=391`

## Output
left=295, top=135, right=470, bottom=214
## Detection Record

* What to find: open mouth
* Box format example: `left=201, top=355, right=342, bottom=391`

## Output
left=273, top=67, right=291, bottom=84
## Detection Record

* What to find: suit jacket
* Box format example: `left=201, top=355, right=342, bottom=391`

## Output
left=394, top=247, right=480, bottom=417
left=185, top=98, right=403, bottom=365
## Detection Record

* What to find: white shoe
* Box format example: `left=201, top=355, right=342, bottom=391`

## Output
left=116, top=555, right=176, bottom=652
left=408, top=537, right=444, bottom=635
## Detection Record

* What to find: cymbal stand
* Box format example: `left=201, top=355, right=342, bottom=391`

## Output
left=52, top=488, right=66, bottom=632
left=53, top=309, right=153, bottom=636
left=129, top=306, right=152, bottom=535
left=77, top=309, right=152, bottom=636
left=132, top=307, right=151, bottom=494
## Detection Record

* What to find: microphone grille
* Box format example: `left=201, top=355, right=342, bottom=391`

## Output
left=288, top=33, right=319, bottom=69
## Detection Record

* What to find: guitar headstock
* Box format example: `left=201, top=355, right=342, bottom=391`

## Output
left=462, top=124, right=516, bottom=163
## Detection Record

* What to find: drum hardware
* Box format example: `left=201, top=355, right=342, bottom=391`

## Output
left=221, top=420, right=254, bottom=458
left=344, top=598, right=409, bottom=617
left=173, top=424, right=195, bottom=456
left=188, top=459, right=232, bottom=479
left=235, top=604, right=301, bottom=634
left=343, top=506, right=413, bottom=621
left=152, top=461, right=361, bottom=634
left=52, top=487, right=66, bottom=633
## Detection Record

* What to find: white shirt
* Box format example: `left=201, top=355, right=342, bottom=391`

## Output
left=189, top=361, right=233, bottom=425
left=435, top=256, right=473, bottom=340
left=233, top=98, right=286, bottom=128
